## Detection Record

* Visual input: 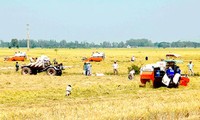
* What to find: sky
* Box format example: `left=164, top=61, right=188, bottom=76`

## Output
left=0, top=0, right=200, bottom=43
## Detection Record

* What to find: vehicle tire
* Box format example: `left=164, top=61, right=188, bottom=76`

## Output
left=46, top=68, right=56, bottom=76
left=21, top=67, right=31, bottom=75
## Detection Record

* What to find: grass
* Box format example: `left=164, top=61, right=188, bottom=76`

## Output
left=0, top=48, right=200, bottom=120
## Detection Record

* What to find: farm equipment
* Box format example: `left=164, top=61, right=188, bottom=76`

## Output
left=82, top=52, right=105, bottom=62
left=4, top=52, right=26, bottom=61
left=140, top=54, right=190, bottom=88
left=21, top=55, right=64, bottom=76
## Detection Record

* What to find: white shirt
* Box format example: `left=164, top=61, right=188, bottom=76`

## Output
left=113, top=63, right=118, bottom=69
left=188, top=63, right=193, bottom=70
left=129, top=70, right=135, bottom=75
left=66, top=86, right=72, bottom=92
left=131, top=56, right=135, bottom=61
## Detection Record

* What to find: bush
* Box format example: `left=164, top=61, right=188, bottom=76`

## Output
left=127, top=64, right=140, bottom=75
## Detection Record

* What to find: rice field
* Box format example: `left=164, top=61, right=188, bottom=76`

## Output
left=0, top=48, right=200, bottom=120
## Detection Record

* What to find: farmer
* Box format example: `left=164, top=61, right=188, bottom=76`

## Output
left=131, top=56, right=135, bottom=62
left=86, top=62, right=92, bottom=76
left=187, top=61, right=194, bottom=76
left=83, top=62, right=87, bottom=75
left=58, top=63, right=64, bottom=70
left=53, top=58, right=58, bottom=66
left=175, top=66, right=181, bottom=74
left=145, top=56, right=148, bottom=61
left=128, top=69, right=135, bottom=80
left=166, top=66, right=178, bottom=88
left=66, top=85, right=72, bottom=96
left=112, top=61, right=118, bottom=75
left=15, top=62, right=19, bottom=71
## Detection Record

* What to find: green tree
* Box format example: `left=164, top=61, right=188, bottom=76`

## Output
left=11, top=39, right=19, bottom=48
left=118, top=41, right=125, bottom=48
left=158, top=42, right=171, bottom=48
left=126, top=39, right=153, bottom=47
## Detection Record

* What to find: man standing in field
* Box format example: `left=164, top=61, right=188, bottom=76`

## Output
left=112, top=61, right=118, bottom=75
left=83, top=62, right=87, bottom=75
left=15, top=62, right=19, bottom=71
left=187, top=61, right=194, bottom=76
left=145, top=56, right=148, bottom=61
left=85, top=62, right=92, bottom=76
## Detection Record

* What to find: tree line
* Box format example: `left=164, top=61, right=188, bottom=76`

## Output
left=0, top=39, right=200, bottom=48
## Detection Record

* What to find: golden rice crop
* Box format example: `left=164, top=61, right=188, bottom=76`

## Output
left=0, top=48, right=200, bottom=120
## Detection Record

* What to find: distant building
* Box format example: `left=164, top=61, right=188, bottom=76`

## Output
left=127, top=45, right=131, bottom=48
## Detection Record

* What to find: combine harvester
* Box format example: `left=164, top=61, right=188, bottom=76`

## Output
left=140, top=53, right=190, bottom=88
left=83, top=52, right=105, bottom=62
left=4, top=52, right=26, bottom=61
left=21, top=55, right=64, bottom=76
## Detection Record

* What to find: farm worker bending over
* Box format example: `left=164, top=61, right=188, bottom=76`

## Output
left=131, top=56, right=135, bottom=62
left=66, top=85, right=72, bottom=96
left=166, top=67, right=177, bottom=88
left=187, top=61, right=194, bottom=76
left=112, top=61, right=118, bottom=75
left=128, top=70, right=135, bottom=80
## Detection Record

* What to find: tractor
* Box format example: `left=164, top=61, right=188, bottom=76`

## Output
left=21, top=55, right=63, bottom=76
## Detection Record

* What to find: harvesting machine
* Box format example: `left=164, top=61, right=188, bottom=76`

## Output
left=140, top=54, right=189, bottom=88
left=82, top=52, right=105, bottom=62
left=4, top=52, right=26, bottom=61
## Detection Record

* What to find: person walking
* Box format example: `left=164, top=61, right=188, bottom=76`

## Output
left=187, top=61, right=194, bottom=76
left=112, top=61, right=118, bottom=75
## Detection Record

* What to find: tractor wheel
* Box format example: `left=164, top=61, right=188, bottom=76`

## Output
left=21, top=67, right=31, bottom=75
left=46, top=68, right=56, bottom=76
